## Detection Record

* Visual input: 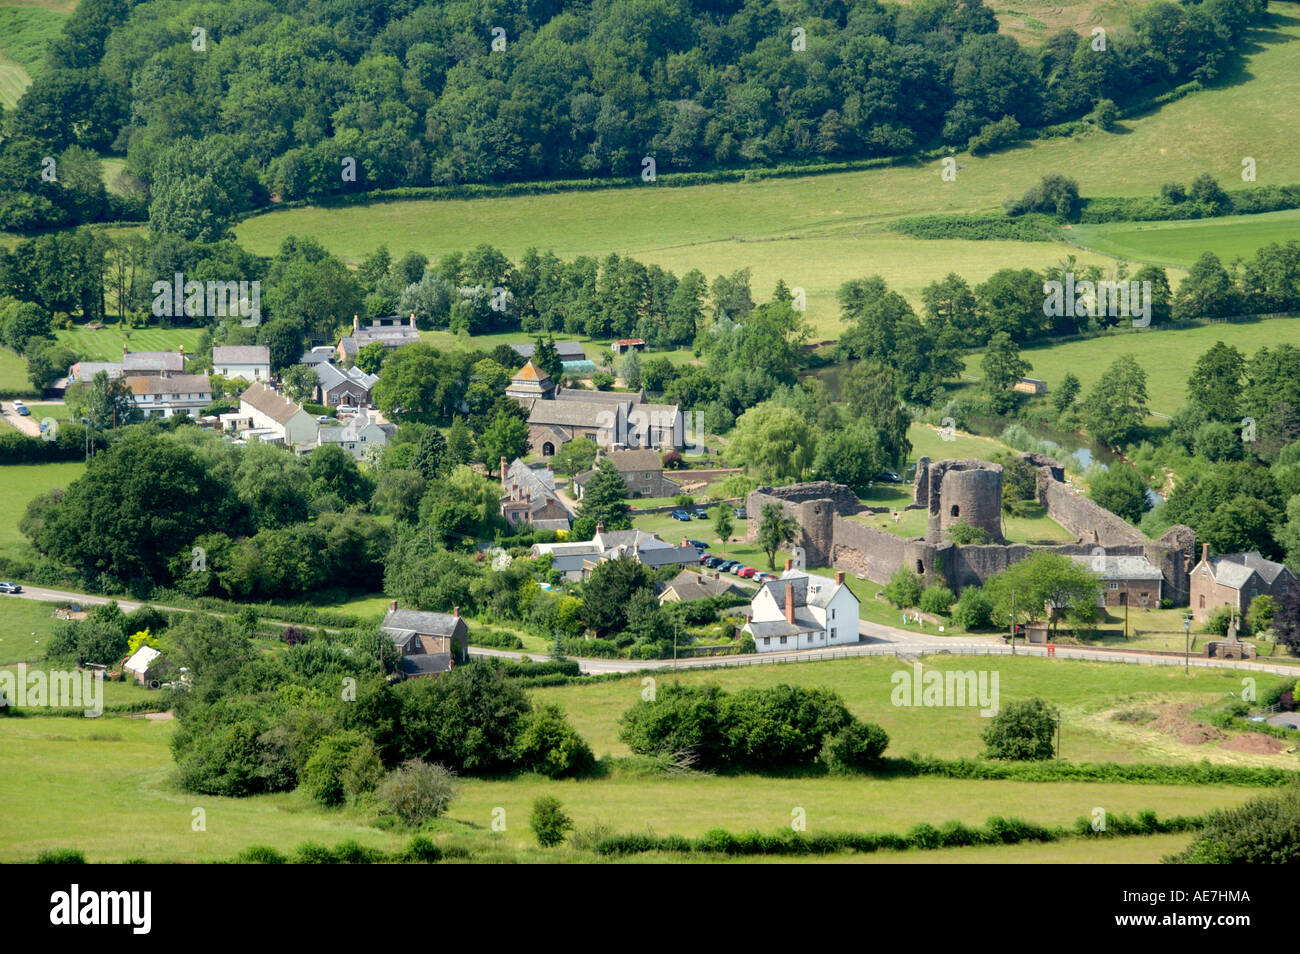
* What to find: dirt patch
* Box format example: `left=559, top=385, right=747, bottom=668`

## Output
left=1148, top=702, right=1224, bottom=745
left=129, top=710, right=174, bottom=721
left=1220, top=733, right=1288, bottom=755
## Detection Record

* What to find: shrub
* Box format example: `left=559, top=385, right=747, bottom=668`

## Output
left=967, top=115, right=1021, bottom=155
left=951, top=586, right=993, bottom=630
left=918, top=586, right=956, bottom=616
left=982, top=698, right=1057, bottom=761
left=36, top=848, right=85, bottom=864
left=530, top=795, right=573, bottom=847
left=821, top=721, right=890, bottom=773
left=235, top=845, right=287, bottom=864
left=946, top=520, right=987, bottom=545
left=1168, top=787, right=1300, bottom=864
left=882, top=567, right=923, bottom=609
left=401, top=835, right=442, bottom=863
left=513, top=704, right=596, bottom=778
left=301, top=731, right=367, bottom=806
left=376, top=760, right=458, bottom=827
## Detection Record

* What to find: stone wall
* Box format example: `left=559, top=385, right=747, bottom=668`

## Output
left=923, top=459, right=1004, bottom=544
left=1037, top=474, right=1146, bottom=547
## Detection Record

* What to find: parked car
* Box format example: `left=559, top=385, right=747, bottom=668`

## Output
left=13, top=401, right=29, bottom=416
left=716, top=560, right=736, bottom=572
left=754, top=572, right=774, bottom=583
left=704, top=556, right=723, bottom=568
left=729, top=564, right=746, bottom=575
left=337, top=404, right=357, bottom=414
left=0, top=581, right=22, bottom=594
left=699, top=552, right=710, bottom=564
left=670, top=509, right=692, bottom=521
left=688, top=539, right=709, bottom=549
left=316, top=415, right=332, bottom=423
left=733, top=507, right=747, bottom=518
left=878, top=471, right=902, bottom=483
left=692, top=507, right=708, bottom=519
left=737, top=566, right=756, bottom=579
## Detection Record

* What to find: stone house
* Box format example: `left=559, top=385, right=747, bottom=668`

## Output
left=500, top=457, right=573, bottom=531
left=380, top=602, right=469, bottom=677
left=211, top=345, right=271, bottom=382
left=124, top=373, right=212, bottom=419
left=313, top=361, right=378, bottom=407
left=1189, top=546, right=1296, bottom=622
left=1069, top=554, right=1164, bottom=609
left=574, top=449, right=680, bottom=499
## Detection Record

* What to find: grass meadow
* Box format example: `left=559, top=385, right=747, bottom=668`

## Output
left=0, top=460, right=83, bottom=558
left=1070, top=208, right=1300, bottom=267
left=53, top=325, right=206, bottom=361
left=0, top=1, right=67, bottom=109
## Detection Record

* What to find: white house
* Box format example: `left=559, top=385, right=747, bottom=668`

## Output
left=743, top=568, right=859, bottom=653
left=316, top=410, right=392, bottom=459
left=123, top=645, right=162, bottom=685
left=225, top=382, right=318, bottom=447
left=212, top=345, right=271, bottom=382
left=124, top=374, right=212, bottom=419
left=531, top=526, right=698, bottom=580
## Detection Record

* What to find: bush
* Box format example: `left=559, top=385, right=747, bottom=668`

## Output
left=470, top=630, right=525, bottom=650
left=376, top=760, right=458, bottom=827
left=1169, top=787, right=1300, bottom=864
left=918, top=586, right=956, bottom=616
left=530, top=795, right=574, bottom=847
left=400, top=835, right=442, bottom=863
left=821, top=721, right=890, bottom=773
left=946, top=521, right=987, bottom=545
left=301, top=731, right=368, bottom=806
left=235, top=845, right=287, bottom=864
left=951, top=586, right=993, bottom=630
left=982, top=698, right=1057, bottom=761
left=513, top=704, right=596, bottom=778
left=36, top=848, right=86, bottom=864
left=882, top=567, right=923, bottom=609
left=967, top=115, right=1021, bottom=155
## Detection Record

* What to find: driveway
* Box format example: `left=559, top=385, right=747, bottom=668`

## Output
left=1, top=401, right=42, bottom=437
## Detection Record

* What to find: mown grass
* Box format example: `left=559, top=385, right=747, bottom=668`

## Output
left=0, top=345, right=35, bottom=397
left=0, top=2, right=66, bottom=109
left=1070, top=207, right=1300, bottom=267
left=0, top=460, right=83, bottom=558
left=53, top=325, right=205, bottom=362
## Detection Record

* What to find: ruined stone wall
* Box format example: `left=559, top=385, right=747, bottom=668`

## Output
left=830, top=517, right=911, bottom=584
left=1037, top=475, right=1146, bottom=546
left=922, top=459, right=1004, bottom=544
left=746, top=483, right=859, bottom=567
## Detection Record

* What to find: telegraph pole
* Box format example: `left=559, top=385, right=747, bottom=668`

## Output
left=1010, top=590, right=1016, bottom=655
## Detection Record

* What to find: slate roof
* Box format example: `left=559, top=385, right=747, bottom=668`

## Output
left=123, top=351, right=184, bottom=373
left=528, top=400, right=620, bottom=428
left=69, top=361, right=122, bottom=382
left=401, top=653, right=452, bottom=676
left=315, top=361, right=378, bottom=393
left=381, top=608, right=463, bottom=638
left=300, top=348, right=335, bottom=366
left=512, top=341, right=587, bottom=360
left=1214, top=551, right=1292, bottom=587
left=758, top=571, right=840, bottom=609
left=505, top=458, right=558, bottom=497
left=1069, top=555, right=1163, bottom=581
left=748, top=617, right=822, bottom=637
left=212, top=345, right=270, bottom=365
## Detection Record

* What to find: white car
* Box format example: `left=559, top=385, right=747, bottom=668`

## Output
left=336, top=404, right=357, bottom=414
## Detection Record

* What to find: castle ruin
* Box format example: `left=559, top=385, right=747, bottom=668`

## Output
left=745, top=454, right=1196, bottom=605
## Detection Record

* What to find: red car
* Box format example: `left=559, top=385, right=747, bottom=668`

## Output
left=737, top=566, right=756, bottom=578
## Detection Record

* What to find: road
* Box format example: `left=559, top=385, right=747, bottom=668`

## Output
left=0, top=400, right=58, bottom=437
left=7, top=584, right=1299, bottom=679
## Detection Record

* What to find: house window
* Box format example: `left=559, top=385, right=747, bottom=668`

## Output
left=763, top=638, right=770, bottom=647
left=1199, top=595, right=1205, bottom=608
left=830, top=608, right=835, bottom=619
left=1251, top=589, right=1258, bottom=598
left=830, top=628, right=837, bottom=639
left=1108, top=582, right=1119, bottom=590
left=780, top=636, right=787, bottom=645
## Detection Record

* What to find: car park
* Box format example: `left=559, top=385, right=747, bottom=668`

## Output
left=670, top=510, right=692, bottom=521
left=13, top=401, right=29, bottom=416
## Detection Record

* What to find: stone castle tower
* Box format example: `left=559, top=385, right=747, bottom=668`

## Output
left=916, top=458, right=1004, bottom=544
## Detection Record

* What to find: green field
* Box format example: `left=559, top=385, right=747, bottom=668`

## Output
left=1071, top=208, right=1300, bottom=267
left=235, top=7, right=1300, bottom=339
left=54, top=325, right=206, bottom=361
left=0, top=345, right=35, bottom=397
left=0, top=460, right=84, bottom=558
left=0, top=2, right=66, bottom=108
left=0, top=651, right=1290, bottom=862
left=963, top=316, right=1300, bottom=416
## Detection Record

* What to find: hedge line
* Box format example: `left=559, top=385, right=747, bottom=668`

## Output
left=889, top=213, right=1057, bottom=242
left=591, top=811, right=1203, bottom=857
left=887, top=755, right=1299, bottom=787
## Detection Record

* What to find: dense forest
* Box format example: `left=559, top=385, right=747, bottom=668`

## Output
left=0, top=0, right=1269, bottom=234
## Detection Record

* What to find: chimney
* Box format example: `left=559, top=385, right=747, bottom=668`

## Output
left=453, top=606, right=460, bottom=618
left=835, top=571, right=845, bottom=587
left=546, top=461, right=552, bottom=471
left=596, top=522, right=605, bottom=535
left=784, top=558, right=792, bottom=572
left=500, top=456, right=508, bottom=489
left=353, top=314, right=359, bottom=333
left=1201, top=543, right=1210, bottom=564
left=123, top=344, right=129, bottom=356
left=179, top=345, right=184, bottom=358
left=389, top=600, right=397, bottom=613
left=785, top=582, right=796, bottom=624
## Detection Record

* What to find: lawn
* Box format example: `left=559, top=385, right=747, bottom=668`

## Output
left=235, top=8, right=1300, bottom=339
left=0, top=599, right=67, bottom=665
left=54, top=324, right=206, bottom=361
left=1070, top=208, right=1300, bottom=268
left=531, top=655, right=1290, bottom=763
left=962, top=316, right=1300, bottom=417
left=0, top=345, right=35, bottom=398
left=0, top=460, right=84, bottom=558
